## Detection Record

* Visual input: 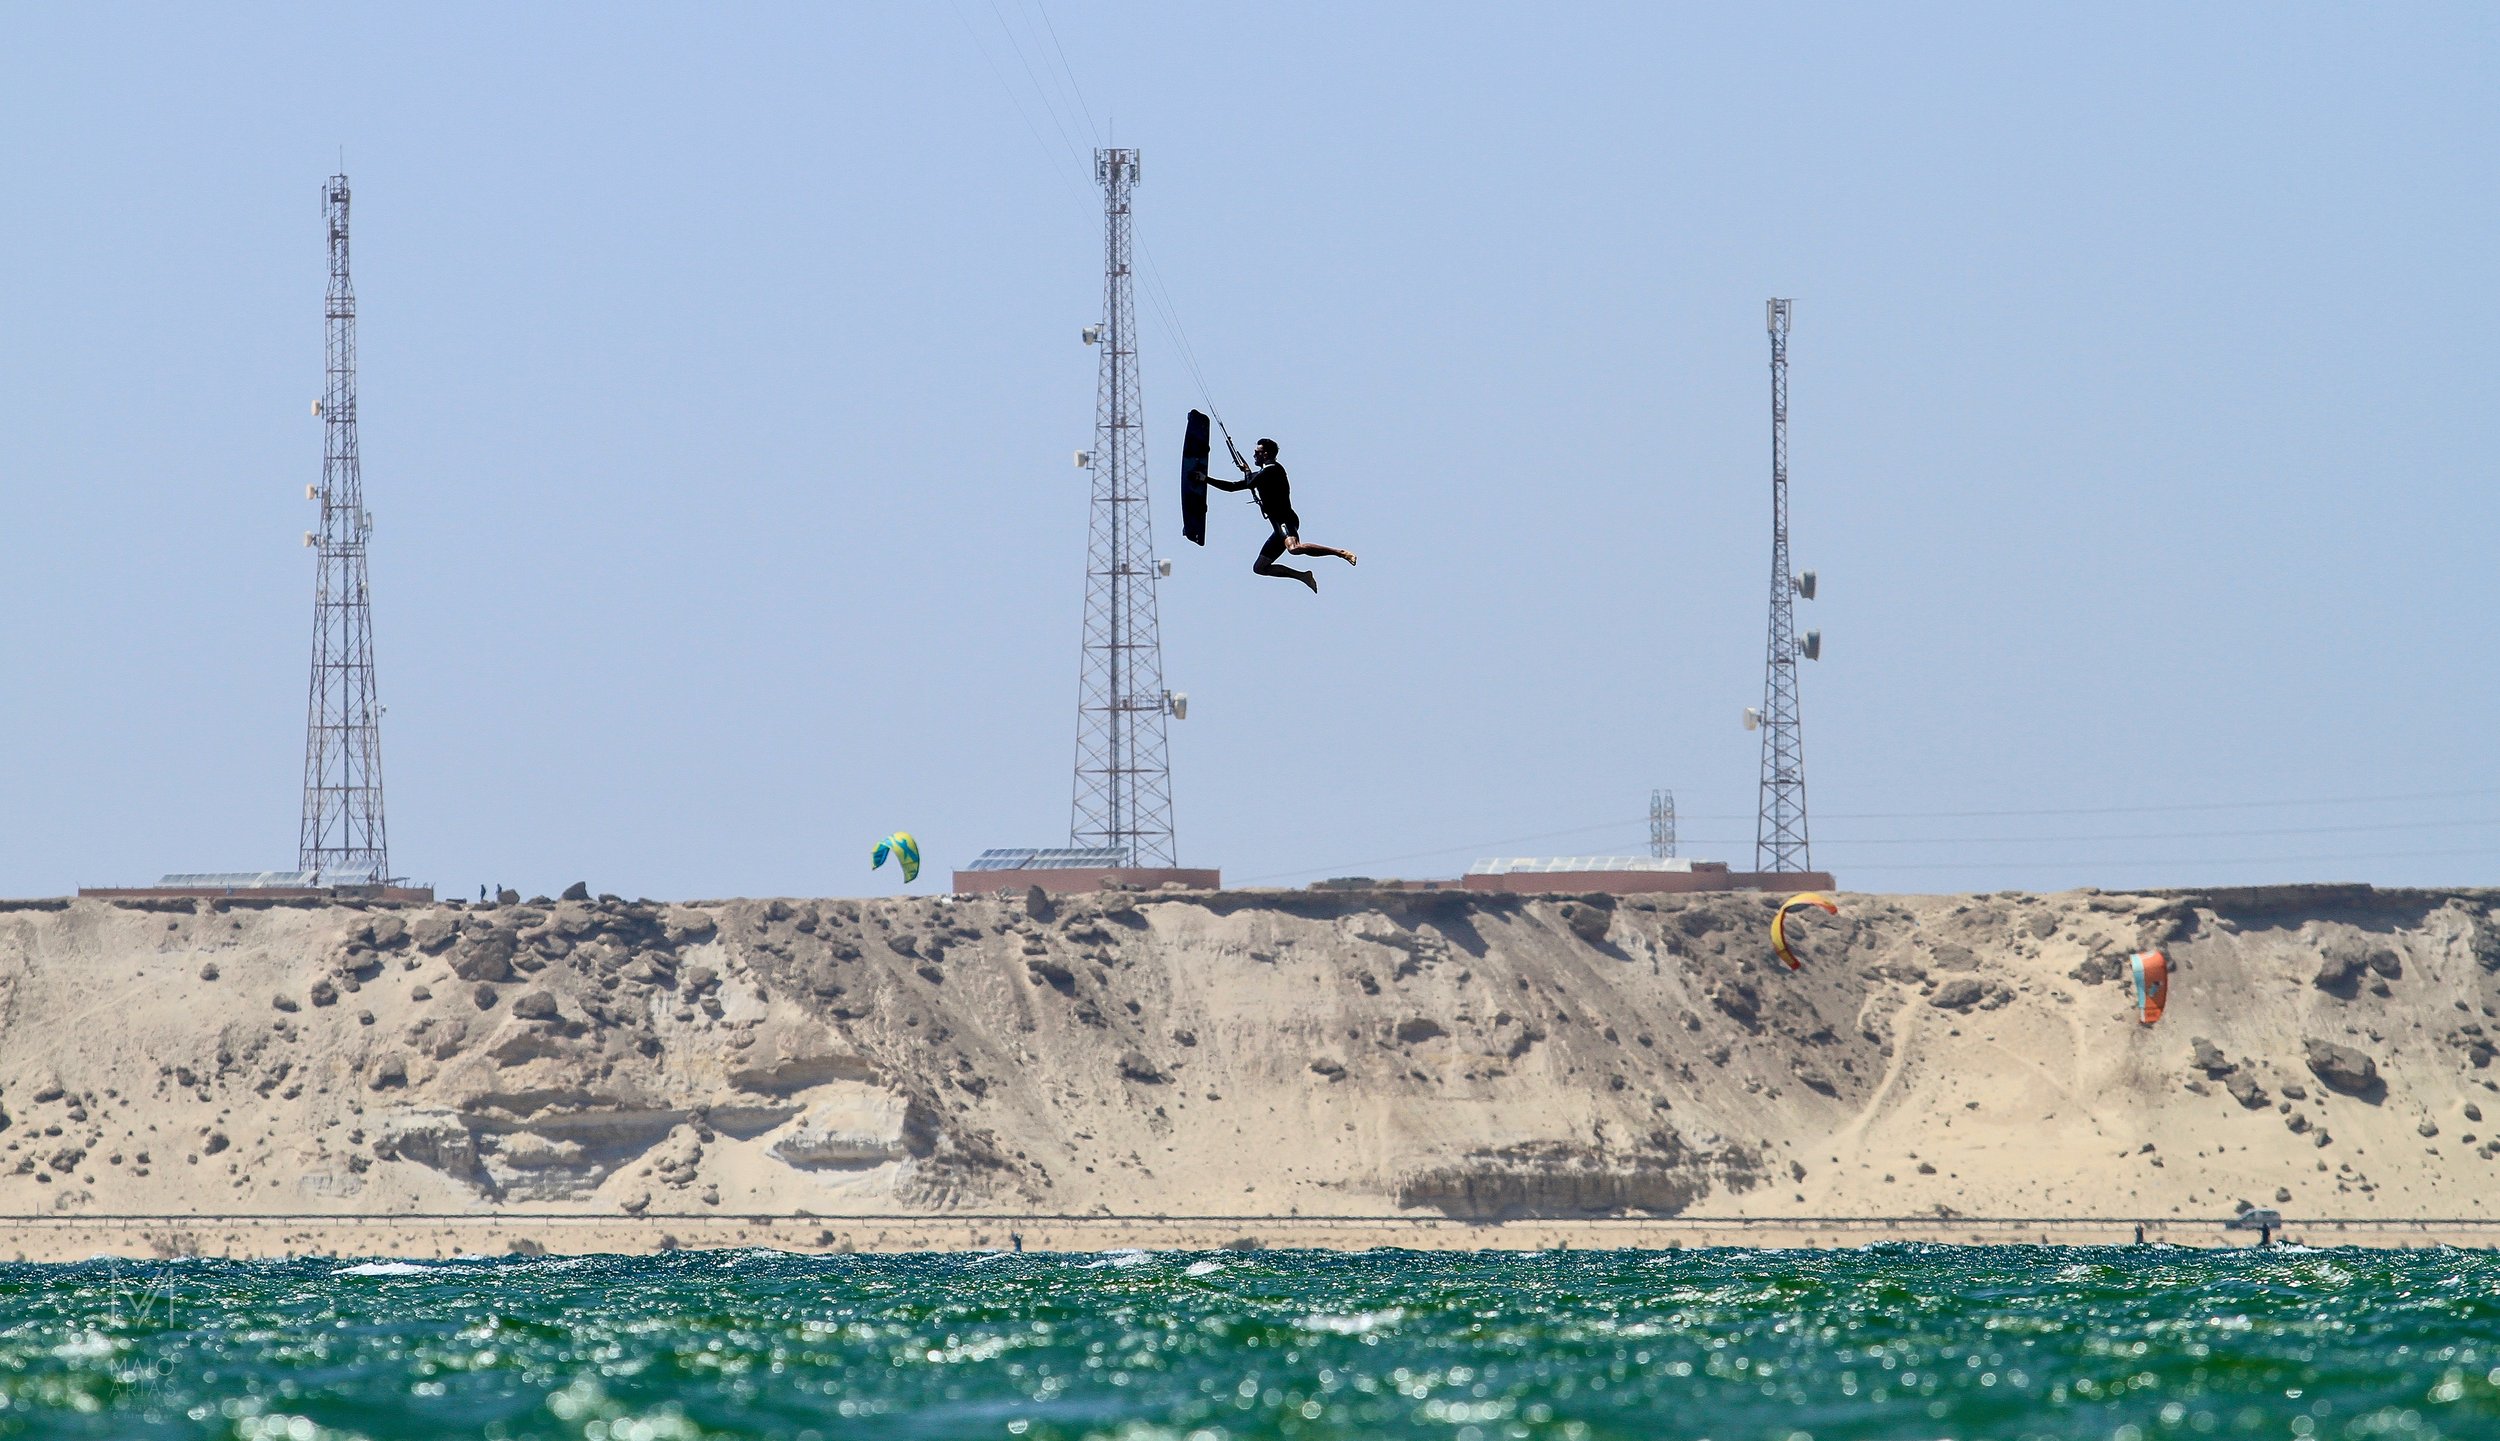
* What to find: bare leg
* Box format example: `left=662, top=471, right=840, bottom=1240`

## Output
left=1287, top=538, right=1357, bottom=566
left=1254, top=529, right=1317, bottom=592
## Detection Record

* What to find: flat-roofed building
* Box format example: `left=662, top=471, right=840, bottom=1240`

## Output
left=1462, top=855, right=1832, bottom=896
left=79, top=871, right=434, bottom=903
left=951, top=847, right=1219, bottom=896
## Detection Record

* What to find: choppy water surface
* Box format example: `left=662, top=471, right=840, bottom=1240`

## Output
left=2, top=1245, right=2497, bottom=1439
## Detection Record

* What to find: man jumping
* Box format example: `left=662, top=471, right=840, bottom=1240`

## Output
left=1205, top=437, right=1356, bottom=592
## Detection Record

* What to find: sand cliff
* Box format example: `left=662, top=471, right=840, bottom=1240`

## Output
left=1, top=883, right=2496, bottom=1251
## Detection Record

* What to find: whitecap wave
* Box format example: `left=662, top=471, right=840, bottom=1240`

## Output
left=1299, top=1307, right=1405, bottom=1336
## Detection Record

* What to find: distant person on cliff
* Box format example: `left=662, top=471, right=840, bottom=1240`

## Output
left=1205, top=437, right=1356, bottom=592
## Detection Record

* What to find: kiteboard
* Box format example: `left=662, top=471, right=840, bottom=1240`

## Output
left=1181, top=409, right=1211, bottom=546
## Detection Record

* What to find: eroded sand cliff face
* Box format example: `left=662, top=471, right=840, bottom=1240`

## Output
left=1, top=884, right=2496, bottom=1228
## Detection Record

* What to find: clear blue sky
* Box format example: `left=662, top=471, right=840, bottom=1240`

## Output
left=4, top=4, right=2497, bottom=900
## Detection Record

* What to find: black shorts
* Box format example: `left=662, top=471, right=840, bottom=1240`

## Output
left=1256, top=523, right=1301, bottom=568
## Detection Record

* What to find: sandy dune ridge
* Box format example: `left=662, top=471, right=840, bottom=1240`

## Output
left=0, top=882, right=2493, bottom=1257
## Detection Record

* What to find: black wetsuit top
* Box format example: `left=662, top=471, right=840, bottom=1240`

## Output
left=1216, top=461, right=1298, bottom=535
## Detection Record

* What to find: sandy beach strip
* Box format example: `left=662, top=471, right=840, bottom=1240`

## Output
left=2, top=1212, right=2492, bottom=1261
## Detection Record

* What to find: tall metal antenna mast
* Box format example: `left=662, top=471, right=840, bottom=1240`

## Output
left=1069, top=148, right=1179, bottom=866
left=298, top=173, right=391, bottom=884
left=1753, top=298, right=1819, bottom=873
left=1650, top=788, right=1677, bottom=859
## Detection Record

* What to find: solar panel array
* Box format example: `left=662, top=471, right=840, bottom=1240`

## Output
left=158, top=871, right=325, bottom=888
left=1466, top=856, right=1696, bottom=875
left=962, top=846, right=1133, bottom=872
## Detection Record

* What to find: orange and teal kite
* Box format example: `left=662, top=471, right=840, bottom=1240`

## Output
left=2129, top=950, right=2170, bottom=1025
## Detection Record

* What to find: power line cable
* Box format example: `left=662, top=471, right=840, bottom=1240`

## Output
left=1836, top=845, right=2500, bottom=874
left=1692, top=815, right=2500, bottom=848
left=945, top=5, right=1232, bottom=432
left=1253, top=838, right=2500, bottom=888
left=1031, top=0, right=1103, bottom=143
left=986, top=0, right=1089, bottom=169
left=948, top=2, right=1085, bottom=189
left=939, top=14, right=2500, bottom=887
left=1474, top=786, right=2500, bottom=830
left=1812, top=787, right=2500, bottom=823
left=1238, top=787, right=2500, bottom=885
left=938, top=11, right=2499, bottom=891
left=1136, top=240, right=1226, bottom=421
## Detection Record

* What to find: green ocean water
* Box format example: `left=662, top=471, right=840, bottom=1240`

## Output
left=2, top=1245, right=2496, bottom=1440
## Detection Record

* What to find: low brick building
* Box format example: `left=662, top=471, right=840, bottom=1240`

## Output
left=952, top=847, right=1220, bottom=896
left=1461, top=856, right=1833, bottom=896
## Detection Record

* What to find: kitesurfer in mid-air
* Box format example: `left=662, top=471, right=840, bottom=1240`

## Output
left=1206, top=437, right=1356, bottom=592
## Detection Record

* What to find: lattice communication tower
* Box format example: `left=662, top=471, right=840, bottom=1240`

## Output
left=1650, top=788, right=1677, bottom=859
left=298, top=173, right=391, bottom=884
left=1753, top=298, right=1818, bottom=873
left=1068, top=148, right=1178, bottom=866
